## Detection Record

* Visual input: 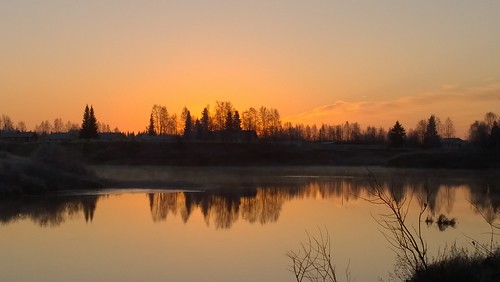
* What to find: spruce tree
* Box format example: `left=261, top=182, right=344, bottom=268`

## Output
left=89, top=106, right=99, bottom=138
left=233, top=111, right=242, bottom=131
left=80, top=105, right=99, bottom=139
left=388, top=121, right=406, bottom=147
left=148, top=113, right=156, bottom=136
left=183, top=110, right=192, bottom=138
left=194, top=119, right=202, bottom=140
left=489, top=121, right=500, bottom=149
left=225, top=109, right=233, bottom=131
left=423, top=115, right=440, bottom=148
left=80, top=105, right=90, bottom=139
left=201, top=108, right=210, bottom=135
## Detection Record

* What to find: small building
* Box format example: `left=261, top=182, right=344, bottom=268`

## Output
left=213, top=130, right=258, bottom=143
left=135, top=133, right=178, bottom=142
left=44, top=132, right=79, bottom=142
left=441, top=137, right=466, bottom=149
left=98, top=132, right=128, bottom=142
left=0, top=131, right=38, bottom=143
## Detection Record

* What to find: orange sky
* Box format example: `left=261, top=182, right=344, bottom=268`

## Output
left=1, top=1, right=499, bottom=138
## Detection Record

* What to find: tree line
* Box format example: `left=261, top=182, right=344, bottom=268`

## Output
left=387, top=112, right=500, bottom=149
left=143, top=100, right=463, bottom=146
left=145, top=101, right=281, bottom=139
left=1, top=102, right=499, bottom=149
left=0, top=108, right=117, bottom=136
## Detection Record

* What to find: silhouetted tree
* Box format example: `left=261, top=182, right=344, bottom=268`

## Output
left=183, top=110, right=192, bottom=138
left=16, top=121, right=27, bottom=132
left=88, top=106, right=98, bottom=137
left=167, top=113, right=177, bottom=135
left=1, top=115, right=14, bottom=132
left=242, top=107, right=258, bottom=131
left=149, top=105, right=176, bottom=135
left=65, top=121, right=80, bottom=132
left=442, top=117, right=456, bottom=138
left=225, top=109, right=233, bottom=131
left=97, top=122, right=111, bottom=133
left=484, top=112, right=498, bottom=131
left=53, top=118, right=64, bottom=133
left=257, top=106, right=281, bottom=138
left=180, top=107, right=193, bottom=134
left=412, top=119, right=427, bottom=146
left=233, top=111, right=242, bottom=131
left=147, top=113, right=156, bottom=136
left=423, top=115, right=440, bottom=148
left=388, top=121, right=407, bottom=147
left=80, top=105, right=90, bottom=138
left=194, top=118, right=202, bottom=139
left=468, top=112, right=500, bottom=149
left=213, top=101, right=233, bottom=130
left=469, top=120, right=489, bottom=147
left=490, top=121, right=500, bottom=149
left=35, top=120, right=51, bottom=135
left=200, top=107, right=210, bottom=139
left=80, top=105, right=98, bottom=139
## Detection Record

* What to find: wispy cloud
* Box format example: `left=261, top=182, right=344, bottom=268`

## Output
left=285, top=82, right=500, bottom=138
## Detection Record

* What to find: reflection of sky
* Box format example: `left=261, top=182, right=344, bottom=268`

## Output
left=0, top=177, right=498, bottom=281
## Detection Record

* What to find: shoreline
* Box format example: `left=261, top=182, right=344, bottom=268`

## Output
left=2, top=141, right=498, bottom=168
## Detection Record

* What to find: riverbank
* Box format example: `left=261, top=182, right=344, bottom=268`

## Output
left=0, top=145, right=103, bottom=196
left=2, top=141, right=498, bottom=168
left=1, top=141, right=499, bottom=195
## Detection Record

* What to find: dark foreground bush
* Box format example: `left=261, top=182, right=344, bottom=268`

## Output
left=410, top=247, right=500, bottom=282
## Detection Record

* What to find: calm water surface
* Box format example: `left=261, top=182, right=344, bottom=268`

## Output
left=1, top=167, right=499, bottom=282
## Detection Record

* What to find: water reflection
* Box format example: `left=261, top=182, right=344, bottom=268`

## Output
left=1, top=173, right=499, bottom=229
left=0, top=195, right=99, bottom=226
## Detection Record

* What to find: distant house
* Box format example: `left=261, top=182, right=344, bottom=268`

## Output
left=44, top=132, right=78, bottom=142
left=441, top=137, right=466, bottom=149
left=0, top=131, right=38, bottom=143
left=98, top=132, right=127, bottom=142
left=213, top=130, right=258, bottom=143
left=135, top=133, right=178, bottom=142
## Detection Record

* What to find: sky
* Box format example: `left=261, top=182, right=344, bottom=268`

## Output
left=1, top=1, right=499, bottom=137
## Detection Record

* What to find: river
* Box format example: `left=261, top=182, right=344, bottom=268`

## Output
left=0, top=166, right=498, bottom=281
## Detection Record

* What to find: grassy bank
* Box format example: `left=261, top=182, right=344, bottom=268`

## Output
left=4, top=141, right=499, bottom=168
left=387, top=149, right=500, bottom=169
left=1, top=142, right=499, bottom=196
left=0, top=144, right=103, bottom=196
left=3, top=141, right=404, bottom=166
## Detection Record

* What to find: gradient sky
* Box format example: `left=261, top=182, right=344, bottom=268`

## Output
left=1, top=1, right=499, bottom=137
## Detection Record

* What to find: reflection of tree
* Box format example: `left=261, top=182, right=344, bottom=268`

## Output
left=469, top=181, right=500, bottom=242
left=241, top=188, right=285, bottom=224
left=204, top=195, right=240, bottom=229
left=2, top=172, right=499, bottom=230
left=0, top=195, right=99, bottom=227
left=148, top=193, right=193, bottom=223
left=82, top=197, right=97, bottom=223
left=434, top=185, right=456, bottom=215
left=143, top=174, right=500, bottom=229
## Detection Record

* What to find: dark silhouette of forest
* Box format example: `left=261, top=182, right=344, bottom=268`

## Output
left=0, top=104, right=499, bottom=177
left=0, top=102, right=498, bottom=147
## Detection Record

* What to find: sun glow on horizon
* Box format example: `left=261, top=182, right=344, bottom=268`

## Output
left=1, top=1, right=499, bottom=138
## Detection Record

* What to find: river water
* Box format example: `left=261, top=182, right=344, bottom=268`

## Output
left=0, top=166, right=498, bottom=281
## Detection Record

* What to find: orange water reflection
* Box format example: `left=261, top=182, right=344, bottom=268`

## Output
left=0, top=169, right=499, bottom=281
